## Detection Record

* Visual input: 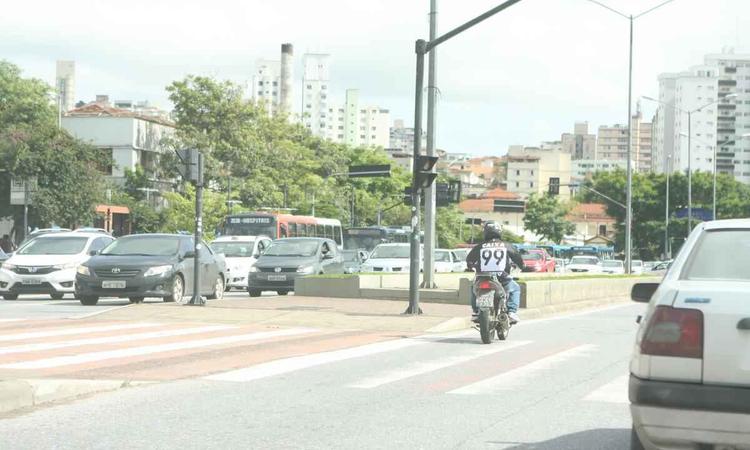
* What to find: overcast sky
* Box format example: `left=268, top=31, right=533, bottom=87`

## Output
left=2, top=0, right=748, bottom=155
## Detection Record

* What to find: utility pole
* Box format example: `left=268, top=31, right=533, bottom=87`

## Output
left=188, top=152, right=205, bottom=306
left=423, top=0, right=439, bottom=288
left=625, top=14, right=633, bottom=275
left=22, top=180, right=29, bottom=242
left=687, top=111, right=692, bottom=232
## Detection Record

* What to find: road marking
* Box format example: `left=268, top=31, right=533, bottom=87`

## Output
left=0, top=328, right=317, bottom=370
left=71, top=303, right=135, bottom=319
left=0, top=319, right=27, bottom=323
left=349, top=340, right=533, bottom=389
left=449, top=344, right=598, bottom=395
left=205, top=337, right=430, bottom=382
left=0, top=323, right=162, bottom=342
left=584, top=374, right=630, bottom=404
left=0, top=325, right=237, bottom=355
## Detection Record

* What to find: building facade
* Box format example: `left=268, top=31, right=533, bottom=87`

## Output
left=561, top=121, right=597, bottom=160
left=506, top=147, right=572, bottom=200
left=301, top=53, right=330, bottom=137
left=251, top=59, right=281, bottom=116
left=55, top=60, right=76, bottom=113
left=571, top=159, right=630, bottom=183
left=325, top=89, right=389, bottom=148
left=596, top=109, right=653, bottom=172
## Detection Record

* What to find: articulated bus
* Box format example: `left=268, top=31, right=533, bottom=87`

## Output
left=343, top=226, right=409, bottom=251
left=222, top=213, right=343, bottom=247
left=570, top=245, right=614, bottom=260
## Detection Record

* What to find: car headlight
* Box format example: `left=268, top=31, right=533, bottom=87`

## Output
left=143, top=265, right=172, bottom=277
left=1, top=263, right=15, bottom=270
left=297, top=265, right=315, bottom=274
left=249, top=266, right=260, bottom=273
left=53, top=262, right=79, bottom=270
left=76, top=265, right=90, bottom=276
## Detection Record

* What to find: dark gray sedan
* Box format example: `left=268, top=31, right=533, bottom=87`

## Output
left=247, top=238, right=344, bottom=297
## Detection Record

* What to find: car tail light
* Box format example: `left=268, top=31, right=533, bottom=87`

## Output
left=478, top=280, right=492, bottom=290
left=641, top=306, right=703, bottom=359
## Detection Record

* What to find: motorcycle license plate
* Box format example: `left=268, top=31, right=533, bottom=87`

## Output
left=476, top=291, right=494, bottom=308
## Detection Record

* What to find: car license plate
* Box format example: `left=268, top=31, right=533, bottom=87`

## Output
left=476, top=291, right=494, bottom=308
left=21, top=278, right=43, bottom=285
left=268, top=275, right=287, bottom=281
left=102, top=280, right=126, bottom=289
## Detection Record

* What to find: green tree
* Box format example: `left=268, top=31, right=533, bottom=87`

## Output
left=161, top=184, right=228, bottom=240
left=523, top=193, right=576, bottom=243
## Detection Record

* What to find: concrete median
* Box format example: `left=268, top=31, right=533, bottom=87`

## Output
left=0, top=378, right=136, bottom=415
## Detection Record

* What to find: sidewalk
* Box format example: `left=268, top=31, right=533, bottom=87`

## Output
left=91, top=296, right=472, bottom=334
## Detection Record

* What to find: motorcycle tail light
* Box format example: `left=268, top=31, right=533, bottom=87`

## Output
left=478, top=280, right=492, bottom=290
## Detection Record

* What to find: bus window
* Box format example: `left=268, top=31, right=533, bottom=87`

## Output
left=280, top=224, right=288, bottom=238
left=325, top=225, right=333, bottom=239
left=289, top=222, right=297, bottom=237
left=304, top=224, right=312, bottom=237
left=334, top=226, right=342, bottom=246
left=316, top=224, right=324, bottom=237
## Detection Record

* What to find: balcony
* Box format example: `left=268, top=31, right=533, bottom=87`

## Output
left=718, top=79, right=737, bottom=86
left=718, top=103, right=736, bottom=110
left=717, top=152, right=735, bottom=158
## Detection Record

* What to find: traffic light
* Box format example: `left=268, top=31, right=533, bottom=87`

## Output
left=175, top=148, right=201, bottom=184
left=414, top=155, right=438, bottom=189
left=548, top=177, right=560, bottom=196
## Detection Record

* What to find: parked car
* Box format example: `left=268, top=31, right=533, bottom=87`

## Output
left=433, top=249, right=464, bottom=273
left=452, top=248, right=470, bottom=265
left=630, top=259, right=644, bottom=274
left=521, top=249, right=556, bottom=273
left=342, top=249, right=368, bottom=274
left=210, top=235, right=272, bottom=291
left=360, top=243, right=420, bottom=273
left=566, top=256, right=602, bottom=273
left=629, top=218, right=750, bottom=449
left=20, top=227, right=72, bottom=245
left=247, top=238, right=344, bottom=297
left=75, top=233, right=226, bottom=305
left=643, top=261, right=658, bottom=271
left=651, top=260, right=672, bottom=272
left=600, top=259, right=625, bottom=274
left=73, top=227, right=110, bottom=235
left=0, top=232, right=114, bottom=300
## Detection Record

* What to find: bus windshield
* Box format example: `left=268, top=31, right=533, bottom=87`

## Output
left=344, top=228, right=386, bottom=252
left=225, top=216, right=276, bottom=238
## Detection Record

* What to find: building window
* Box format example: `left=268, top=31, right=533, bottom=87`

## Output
left=516, top=170, right=520, bottom=176
left=598, top=225, right=607, bottom=235
left=515, top=182, right=519, bottom=188
left=530, top=170, right=534, bottom=175
left=272, top=81, right=278, bottom=86
left=529, top=182, right=534, bottom=188
left=306, top=84, right=312, bottom=89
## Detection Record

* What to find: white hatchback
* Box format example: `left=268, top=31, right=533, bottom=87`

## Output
left=0, top=232, right=114, bottom=300
left=566, top=255, right=602, bottom=273
left=629, top=219, right=750, bottom=449
left=210, top=236, right=272, bottom=290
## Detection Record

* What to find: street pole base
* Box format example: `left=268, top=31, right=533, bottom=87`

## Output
left=402, top=305, right=423, bottom=315
left=419, top=281, right=437, bottom=289
left=186, top=296, right=206, bottom=306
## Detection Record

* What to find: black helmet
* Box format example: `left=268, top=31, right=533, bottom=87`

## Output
left=483, top=221, right=502, bottom=241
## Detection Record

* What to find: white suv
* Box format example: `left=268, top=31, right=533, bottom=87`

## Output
left=0, top=232, right=114, bottom=300
left=629, top=219, right=750, bottom=449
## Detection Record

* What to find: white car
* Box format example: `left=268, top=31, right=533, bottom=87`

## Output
left=433, top=249, right=464, bottom=273
left=565, top=255, right=601, bottom=273
left=601, top=259, right=625, bottom=274
left=630, top=259, right=644, bottom=274
left=0, top=232, right=114, bottom=300
left=210, top=235, right=272, bottom=290
left=361, top=243, right=420, bottom=273
left=629, top=219, right=750, bottom=449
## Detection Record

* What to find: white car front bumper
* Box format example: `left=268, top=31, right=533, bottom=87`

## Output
left=0, top=267, right=78, bottom=294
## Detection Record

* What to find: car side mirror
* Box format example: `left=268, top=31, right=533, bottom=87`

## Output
left=631, top=283, right=659, bottom=303
left=183, top=250, right=196, bottom=259
left=89, top=250, right=99, bottom=256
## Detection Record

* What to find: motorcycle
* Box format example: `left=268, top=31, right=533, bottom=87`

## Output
left=473, top=273, right=511, bottom=344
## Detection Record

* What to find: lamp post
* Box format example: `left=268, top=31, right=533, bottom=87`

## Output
left=665, top=154, right=671, bottom=259
left=585, top=0, right=677, bottom=274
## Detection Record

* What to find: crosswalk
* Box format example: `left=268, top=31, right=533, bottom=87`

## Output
left=0, top=319, right=631, bottom=403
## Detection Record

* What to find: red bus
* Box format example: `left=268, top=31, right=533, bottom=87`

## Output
left=223, top=213, right=343, bottom=247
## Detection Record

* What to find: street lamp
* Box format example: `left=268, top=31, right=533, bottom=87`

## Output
left=585, top=0, right=677, bottom=274
left=664, top=154, right=672, bottom=259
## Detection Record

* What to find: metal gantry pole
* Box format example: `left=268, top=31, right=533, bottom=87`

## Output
left=687, top=111, right=693, bottom=231
left=423, top=0, right=439, bottom=288
left=406, top=40, right=427, bottom=315
left=625, top=15, right=634, bottom=274
left=190, top=152, right=204, bottom=306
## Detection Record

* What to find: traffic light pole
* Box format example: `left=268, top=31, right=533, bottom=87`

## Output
left=423, top=0, right=438, bottom=289
left=406, top=0, right=525, bottom=315
left=188, top=151, right=205, bottom=306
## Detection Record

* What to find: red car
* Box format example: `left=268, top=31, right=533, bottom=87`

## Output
left=521, top=249, right=555, bottom=273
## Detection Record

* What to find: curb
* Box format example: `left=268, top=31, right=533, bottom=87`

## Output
left=0, top=378, right=137, bottom=415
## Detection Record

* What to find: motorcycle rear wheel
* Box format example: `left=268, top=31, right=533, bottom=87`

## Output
left=496, top=316, right=510, bottom=340
left=479, top=309, right=493, bottom=344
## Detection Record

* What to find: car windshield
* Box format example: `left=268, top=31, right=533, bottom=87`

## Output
left=523, top=253, right=543, bottom=260
left=682, top=229, right=750, bottom=281
left=17, top=236, right=88, bottom=255
left=210, top=241, right=255, bottom=257
left=632, top=261, right=643, bottom=267
left=263, top=240, right=319, bottom=257
left=571, top=256, right=599, bottom=265
left=101, top=236, right=180, bottom=256
left=342, top=251, right=359, bottom=262
left=602, top=261, right=622, bottom=268
left=435, top=251, right=451, bottom=262
left=370, top=245, right=410, bottom=259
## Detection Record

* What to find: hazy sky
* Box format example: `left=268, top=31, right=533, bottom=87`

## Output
left=2, top=0, right=748, bottom=155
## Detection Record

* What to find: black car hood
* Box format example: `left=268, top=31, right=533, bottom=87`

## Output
left=255, top=255, right=318, bottom=268
left=86, top=254, right=177, bottom=268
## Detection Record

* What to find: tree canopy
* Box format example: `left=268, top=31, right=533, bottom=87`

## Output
left=523, top=193, right=576, bottom=244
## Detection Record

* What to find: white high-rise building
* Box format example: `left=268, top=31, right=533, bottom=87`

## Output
left=324, top=89, right=390, bottom=148
left=302, top=53, right=330, bottom=137
left=55, top=60, right=75, bottom=113
left=251, top=59, right=281, bottom=115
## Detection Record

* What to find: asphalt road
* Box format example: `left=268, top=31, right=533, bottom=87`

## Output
left=0, top=302, right=645, bottom=449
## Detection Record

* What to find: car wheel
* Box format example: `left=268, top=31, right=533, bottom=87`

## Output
left=248, top=289, right=261, bottom=297
left=129, top=297, right=145, bottom=304
left=208, top=276, right=224, bottom=300
left=50, top=293, right=64, bottom=300
left=79, top=296, right=99, bottom=306
left=164, top=274, right=184, bottom=303
left=2, top=294, right=18, bottom=300
left=277, top=290, right=289, bottom=296
left=630, top=426, right=645, bottom=450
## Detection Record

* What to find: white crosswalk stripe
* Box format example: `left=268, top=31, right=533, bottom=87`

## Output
left=0, top=328, right=318, bottom=370
left=349, top=340, right=533, bottom=389
left=0, top=322, right=162, bottom=342
left=0, top=325, right=237, bottom=355
left=448, top=344, right=598, bottom=395
left=584, top=374, right=630, bottom=404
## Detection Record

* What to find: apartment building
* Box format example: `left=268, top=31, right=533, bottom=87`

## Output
left=506, top=146, right=571, bottom=200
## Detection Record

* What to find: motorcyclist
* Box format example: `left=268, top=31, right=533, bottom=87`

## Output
left=466, top=222, right=525, bottom=324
